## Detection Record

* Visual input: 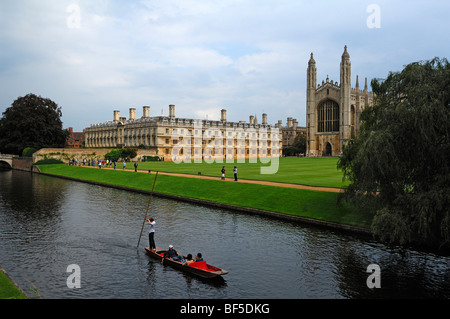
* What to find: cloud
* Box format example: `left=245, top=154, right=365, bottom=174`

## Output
left=0, top=1, right=449, bottom=131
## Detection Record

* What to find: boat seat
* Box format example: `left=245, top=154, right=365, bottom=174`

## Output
left=189, top=260, right=208, bottom=270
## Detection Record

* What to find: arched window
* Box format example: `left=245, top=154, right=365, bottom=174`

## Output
left=317, top=100, right=339, bottom=132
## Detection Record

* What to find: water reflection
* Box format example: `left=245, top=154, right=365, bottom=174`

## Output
left=0, top=169, right=449, bottom=299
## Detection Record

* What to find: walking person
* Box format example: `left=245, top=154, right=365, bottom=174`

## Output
left=233, top=166, right=238, bottom=181
left=134, top=162, right=138, bottom=172
left=221, top=166, right=225, bottom=180
left=147, top=217, right=156, bottom=251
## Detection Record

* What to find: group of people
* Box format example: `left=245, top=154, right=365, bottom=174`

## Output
left=68, top=157, right=139, bottom=171
left=221, top=166, right=238, bottom=181
left=146, top=217, right=204, bottom=266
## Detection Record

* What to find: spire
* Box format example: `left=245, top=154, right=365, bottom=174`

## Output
left=309, top=52, right=315, bottom=64
left=364, top=77, right=368, bottom=92
left=341, top=45, right=350, bottom=61
left=356, top=75, right=359, bottom=89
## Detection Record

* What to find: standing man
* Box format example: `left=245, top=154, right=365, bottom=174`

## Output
left=221, top=166, right=226, bottom=180
left=233, top=166, right=238, bottom=181
left=134, top=162, right=138, bottom=172
left=147, top=217, right=156, bottom=251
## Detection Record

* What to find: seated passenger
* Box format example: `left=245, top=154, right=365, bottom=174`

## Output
left=194, top=253, right=204, bottom=262
left=164, top=245, right=185, bottom=263
left=182, top=254, right=194, bottom=266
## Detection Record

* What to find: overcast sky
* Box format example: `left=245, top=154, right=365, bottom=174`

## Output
left=0, top=0, right=448, bottom=131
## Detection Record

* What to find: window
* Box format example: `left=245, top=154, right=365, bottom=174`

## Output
left=317, top=100, right=339, bottom=132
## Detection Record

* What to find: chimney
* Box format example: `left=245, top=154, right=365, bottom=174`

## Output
left=169, top=104, right=175, bottom=118
left=293, top=119, right=298, bottom=130
left=277, top=120, right=282, bottom=128
left=143, top=106, right=150, bottom=118
left=114, top=110, right=120, bottom=121
left=221, top=109, right=227, bottom=122
left=129, top=108, right=136, bottom=121
left=287, top=117, right=293, bottom=128
left=262, top=113, right=267, bottom=125
left=249, top=115, right=255, bottom=125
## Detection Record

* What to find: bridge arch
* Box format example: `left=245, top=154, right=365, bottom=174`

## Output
left=0, top=160, right=12, bottom=169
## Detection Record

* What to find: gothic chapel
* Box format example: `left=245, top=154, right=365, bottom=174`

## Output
left=306, top=46, right=374, bottom=156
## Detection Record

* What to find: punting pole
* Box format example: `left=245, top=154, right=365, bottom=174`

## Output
left=137, top=171, right=159, bottom=249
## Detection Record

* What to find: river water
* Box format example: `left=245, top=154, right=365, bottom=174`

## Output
left=0, top=169, right=449, bottom=299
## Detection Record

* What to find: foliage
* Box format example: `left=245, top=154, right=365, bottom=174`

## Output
left=22, top=147, right=38, bottom=157
left=283, top=133, right=306, bottom=156
left=105, top=149, right=123, bottom=162
left=33, top=158, right=65, bottom=165
left=104, top=148, right=138, bottom=162
left=122, top=147, right=137, bottom=159
left=0, top=93, right=68, bottom=155
left=338, top=57, right=450, bottom=250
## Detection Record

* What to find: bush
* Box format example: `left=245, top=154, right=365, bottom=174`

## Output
left=34, top=158, right=64, bottom=165
left=22, top=147, right=38, bottom=157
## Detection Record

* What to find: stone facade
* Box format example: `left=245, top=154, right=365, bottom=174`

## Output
left=66, top=127, right=85, bottom=148
left=306, top=46, right=374, bottom=156
left=84, top=106, right=282, bottom=161
left=278, top=117, right=306, bottom=149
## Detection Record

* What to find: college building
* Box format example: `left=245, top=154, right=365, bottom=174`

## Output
left=84, top=105, right=282, bottom=161
left=306, top=46, right=374, bottom=156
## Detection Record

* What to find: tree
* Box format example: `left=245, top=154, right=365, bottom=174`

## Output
left=338, top=58, right=450, bottom=250
left=282, top=133, right=306, bottom=156
left=0, top=93, right=68, bottom=155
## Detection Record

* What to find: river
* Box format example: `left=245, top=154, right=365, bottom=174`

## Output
left=0, top=169, right=449, bottom=299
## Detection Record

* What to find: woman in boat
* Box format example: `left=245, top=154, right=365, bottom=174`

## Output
left=194, top=253, right=203, bottom=262
left=182, top=254, right=194, bottom=266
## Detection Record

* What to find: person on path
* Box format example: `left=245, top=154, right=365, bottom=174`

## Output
left=134, top=162, right=138, bottom=172
left=221, top=166, right=225, bottom=180
left=147, top=217, right=156, bottom=251
left=123, top=161, right=126, bottom=169
left=233, top=166, right=238, bottom=181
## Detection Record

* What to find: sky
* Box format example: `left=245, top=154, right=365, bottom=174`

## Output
left=0, top=0, right=448, bottom=131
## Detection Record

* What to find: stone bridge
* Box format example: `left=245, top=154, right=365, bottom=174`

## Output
left=0, top=153, right=33, bottom=171
left=0, top=154, right=15, bottom=168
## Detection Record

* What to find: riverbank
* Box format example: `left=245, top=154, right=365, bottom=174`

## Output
left=0, top=267, right=27, bottom=299
left=34, top=164, right=373, bottom=236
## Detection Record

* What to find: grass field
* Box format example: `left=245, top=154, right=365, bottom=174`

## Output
left=118, top=157, right=348, bottom=188
left=37, top=164, right=372, bottom=228
left=0, top=270, right=26, bottom=299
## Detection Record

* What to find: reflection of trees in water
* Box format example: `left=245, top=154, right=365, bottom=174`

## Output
left=0, top=170, right=69, bottom=244
left=334, top=241, right=450, bottom=298
left=0, top=170, right=67, bottom=218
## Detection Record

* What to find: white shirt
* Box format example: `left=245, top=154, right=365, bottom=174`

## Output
left=148, top=221, right=155, bottom=233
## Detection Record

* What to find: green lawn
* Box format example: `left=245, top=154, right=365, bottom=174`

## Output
left=37, top=164, right=372, bottom=229
left=120, top=157, right=348, bottom=188
left=0, top=270, right=26, bottom=299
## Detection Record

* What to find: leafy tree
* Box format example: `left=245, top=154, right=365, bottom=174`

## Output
left=122, top=147, right=137, bottom=160
left=338, top=58, right=450, bottom=250
left=283, top=133, right=306, bottom=156
left=105, top=149, right=123, bottom=162
left=22, top=147, right=38, bottom=157
left=0, top=93, right=68, bottom=155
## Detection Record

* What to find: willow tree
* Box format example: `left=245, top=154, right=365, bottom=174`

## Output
left=338, top=58, right=450, bottom=250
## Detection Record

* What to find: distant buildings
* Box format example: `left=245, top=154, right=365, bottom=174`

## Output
left=306, top=46, right=374, bottom=156
left=84, top=106, right=282, bottom=161
left=83, top=45, right=371, bottom=158
left=66, top=127, right=85, bottom=148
